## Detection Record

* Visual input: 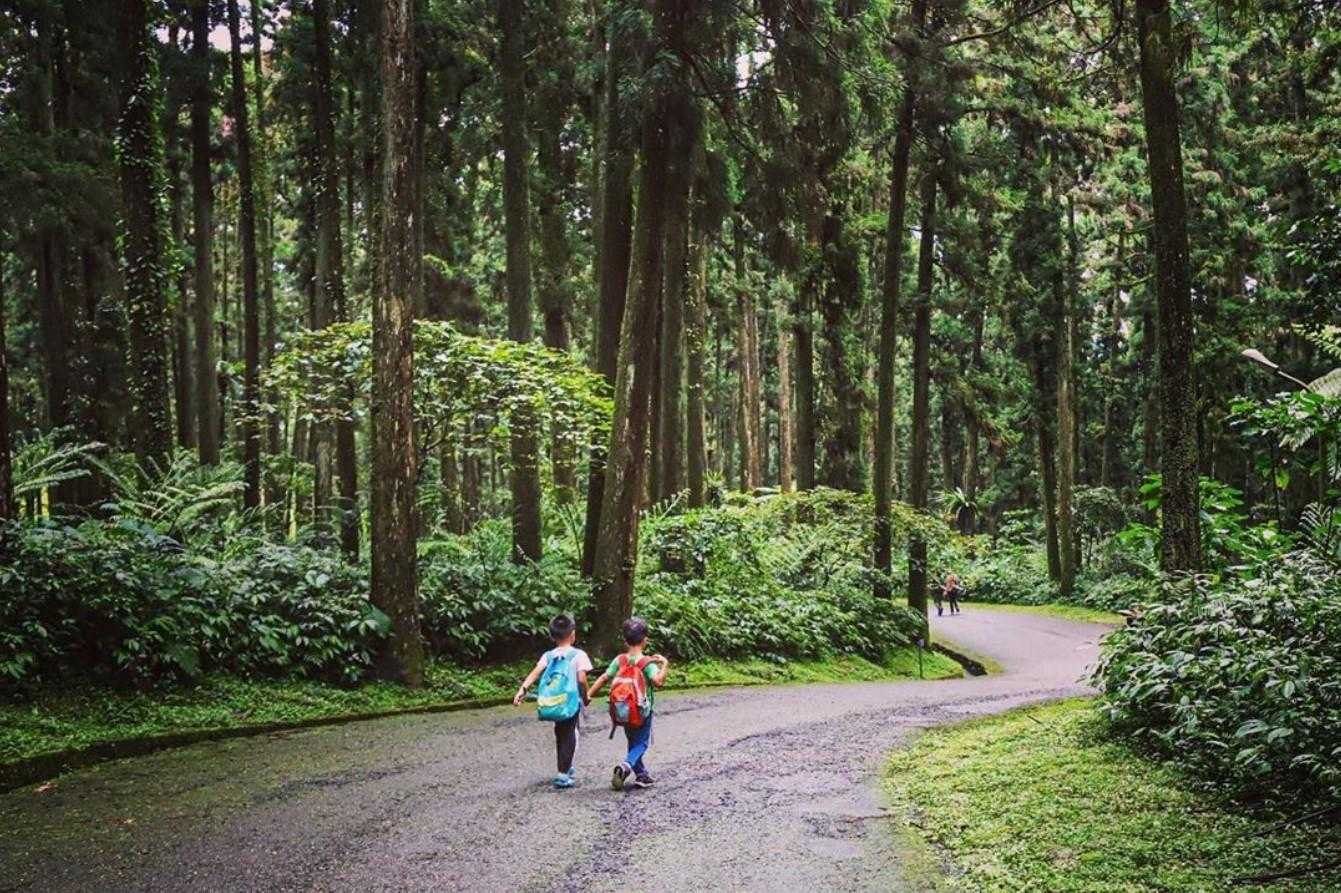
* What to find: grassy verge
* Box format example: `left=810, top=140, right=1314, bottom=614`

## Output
left=885, top=699, right=1341, bottom=892
left=966, top=601, right=1124, bottom=625
left=1, top=648, right=961, bottom=766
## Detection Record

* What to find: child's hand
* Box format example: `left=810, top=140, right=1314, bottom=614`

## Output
left=512, top=685, right=526, bottom=706
left=651, top=653, right=669, bottom=665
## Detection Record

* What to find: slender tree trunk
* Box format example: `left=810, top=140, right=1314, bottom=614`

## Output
left=875, top=0, right=925, bottom=597
left=0, top=256, right=12, bottom=521
left=794, top=270, right=816, bottom=490
left=190, top=0, right=219, bottom=466
left=1101, top=231, right=1125, bottom=488
left=226, top=0, right=261, bottom=508
left=33, top=17, right=71, bottom=443
left=1136, top=0, right=1199, bottom=571
left=373, top=0, right=425, bottom=686
left=906, top=169, right=937, bottom=618
left=118, top=0, right=174, bottom=467
left=165, top=55, right=196, bottom=453
left=734, top=221, right=762, bottom=491
left=777, top=298, right=794, bottom=493
left=818, top=214, right=865, bottom=492
left=1057, top=203, right=1077, bottom=598
left=656, top=168, right=693, bottom=501
left=582, top=0, right=639, bottom=576
left=685, top=222, right=709, bottom=507
left=592, top=0, right=696, bottom=651
left=961, top=305, right=983, bottom=534
left=1033, top=343, right=1063, bottom=580
left=252, top=0, right=283, bottom=502
left=497, top=0, right=543, bottom=562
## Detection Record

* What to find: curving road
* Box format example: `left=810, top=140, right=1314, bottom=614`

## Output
left=0, top=607, right=1111, bottom=892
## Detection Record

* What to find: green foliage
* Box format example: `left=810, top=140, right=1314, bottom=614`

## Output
left=10, top=430, right=101, bottom=500
left=0, top=520, right=386, bottom=688
left=1096, top=552, right=1341, bottom=805
left=887, top=700, right=1341, bottom=892
left=635, top=490, right=943, bottom=661
left=417, top=521, right=590, bottom=661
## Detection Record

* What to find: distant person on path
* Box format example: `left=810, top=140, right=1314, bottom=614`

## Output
left=586, top=617, right=669, bottom=791
left=514, top=614, right=592, bottom=789
left=942, top=572, right=963, bottom=615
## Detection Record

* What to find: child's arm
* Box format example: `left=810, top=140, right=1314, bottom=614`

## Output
left=578, top=670, right=590, bottom=705
left=586, top=672, right=609, bottom=700
left=648, top=654, right=670, bottom=687
left=513, top=661, right=546, bottom=706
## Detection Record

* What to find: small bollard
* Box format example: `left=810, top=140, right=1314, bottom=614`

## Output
left=916, top=638, right=925, bottom=679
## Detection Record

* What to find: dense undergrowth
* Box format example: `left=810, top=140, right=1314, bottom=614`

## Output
left=0, top=484, right=939, bottom=694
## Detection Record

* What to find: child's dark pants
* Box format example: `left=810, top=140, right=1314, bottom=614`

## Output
left=554, top=713, right=580, bottom=774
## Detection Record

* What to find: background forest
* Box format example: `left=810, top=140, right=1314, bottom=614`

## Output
left=1, top=0, right=1339, bottom=838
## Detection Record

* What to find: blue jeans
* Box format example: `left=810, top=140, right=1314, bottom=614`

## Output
left=623, top=715, right=653, bottom=775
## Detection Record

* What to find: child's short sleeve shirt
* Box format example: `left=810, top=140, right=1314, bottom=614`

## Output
left=536, top=645, right=593, bottom=687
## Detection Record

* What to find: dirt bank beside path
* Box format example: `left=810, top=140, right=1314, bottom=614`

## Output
left=0, top=608, right=1112, bottom=892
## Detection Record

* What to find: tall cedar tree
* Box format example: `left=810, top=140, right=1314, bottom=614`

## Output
left=117, top=0, right=174, bottom=467
left=497, top=0, right=544, bottom=562
left=907, top=164, right=937, bottom=618
left=164, top=28, right=195, bottom=454
left=1135, top=0, right=1200, bottom=571
left=592, top=0, right=699, bottom=651
left=226, top=0, right=261, bottom=508
left=875, top=0, right=928, bottom=598
left=776, top=297, right=794, bottom=492
left=373, top=0, right=426, bottom=685
left=656, top=144, right=694, bottom=501
left=190, top=0, right=219, bottom=465
left=582, top=0, right=639, bottom=576
left=685, top=220, right=710, bottom=506
left=1057, top=199, right=1078, bottom=597
left=735, top=220, right=763, bottom=490
left=314, top=0, right=359, bottom=555
left=0, top=257, right=12, bottom=521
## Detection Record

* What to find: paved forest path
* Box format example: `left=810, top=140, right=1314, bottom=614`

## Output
left=0, top=607, right=1112, bottom=892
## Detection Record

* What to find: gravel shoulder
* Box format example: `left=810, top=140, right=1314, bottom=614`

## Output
left=0, top=607, right=1112, bottom=892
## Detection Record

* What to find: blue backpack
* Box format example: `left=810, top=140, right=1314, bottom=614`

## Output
left=535, top=650, right=581, bottom=722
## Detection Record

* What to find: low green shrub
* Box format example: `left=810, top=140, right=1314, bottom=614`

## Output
left=959, top=541, right=1057, bottom=605
left=0, top=520, right=387, bottom=688
left=417, top=521, right=589, bottom=661
left=1095, top=552, right=1341, bottom=804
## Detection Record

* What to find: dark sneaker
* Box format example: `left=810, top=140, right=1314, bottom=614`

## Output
left=631, top=773, right=654, bottom=788
left=611, top=761, right=631, bottom=791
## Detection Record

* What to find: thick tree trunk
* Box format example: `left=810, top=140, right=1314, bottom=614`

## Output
left=372, top=0, right=426, bottom=686
left=497, top=0, right=544, bottom=563
left=581, top=0, right=639, bottom=576
left=734, top=222, right=762, bottom=491
left=118, top=0, right=174, bottom=467
left=535, top=75, right=577, bottom=502
left=592, top=0, right=696, bottom=651
left=1136, top=0, right=1199, bottom=572
left=1056, top=206, right=1077, bottom=598
left=776, top=298, right=794, bottom=494
left=874, top=0, right=925, bottom=597
left=906, top=170, right=936, bottom=618
left=818, top=214, right=864, bottom=492
left=226, top=0, right=261, bottom=509
left=656, top=168, right=693, bottom=501
left=190, top=0, right=219, bottom=466
left=685, top=222, right=709, bottom=507
left=33, top=18, right=71, bottom=443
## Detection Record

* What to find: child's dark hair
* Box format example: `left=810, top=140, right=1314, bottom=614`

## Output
left=622, top=616, right=649, bottom=646
left=549, top=614, right=576, bottom=641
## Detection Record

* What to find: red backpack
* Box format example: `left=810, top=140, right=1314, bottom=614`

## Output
left=607, top=654, right=652, bottom=735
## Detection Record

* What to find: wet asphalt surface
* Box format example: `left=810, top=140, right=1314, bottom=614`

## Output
left=0, top=607, right=1112, bottom=892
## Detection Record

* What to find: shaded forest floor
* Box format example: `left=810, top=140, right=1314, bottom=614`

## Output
left=886, top=699, right=1341, bottom=892
left=1, top=649, right=961, bottom=770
